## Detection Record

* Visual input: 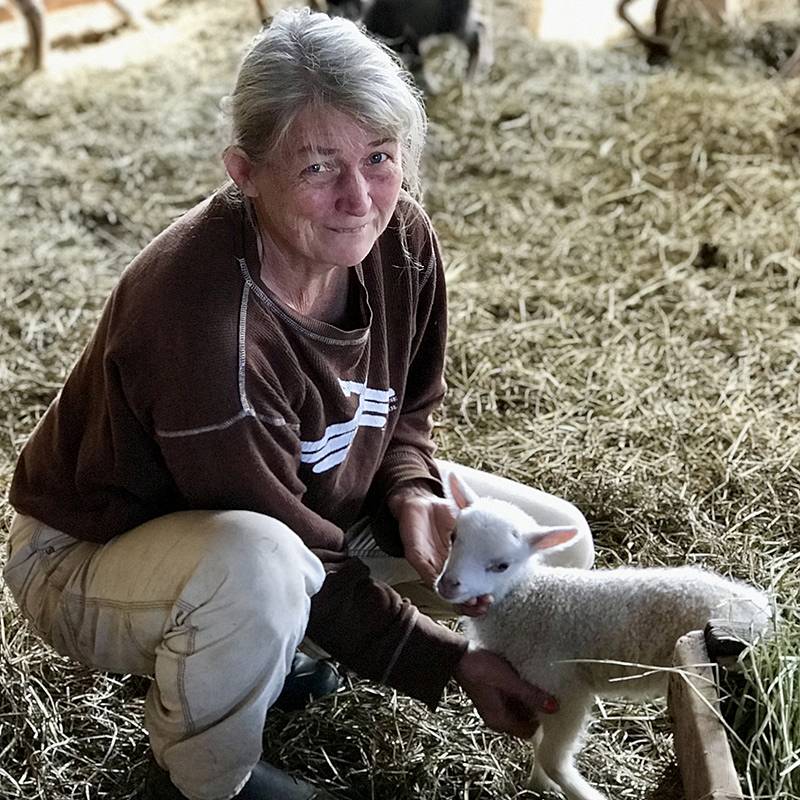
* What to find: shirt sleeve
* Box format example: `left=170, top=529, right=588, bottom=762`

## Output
left=305, top=558, right=467, bottom=710
left=370, top=214, right=448, bottom=503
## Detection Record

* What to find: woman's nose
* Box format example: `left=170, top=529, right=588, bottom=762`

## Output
left=336, top=169, right=370, bottom=216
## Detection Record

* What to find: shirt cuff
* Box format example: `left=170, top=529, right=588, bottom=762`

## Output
left=382, top=610, right=468, bottom=710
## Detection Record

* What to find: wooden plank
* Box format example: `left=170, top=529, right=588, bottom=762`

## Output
left=0, top=0, right=103, bottom=25
left=669, top=630, right=744, bottom=800
left=0, top=0, right=161, bottom=58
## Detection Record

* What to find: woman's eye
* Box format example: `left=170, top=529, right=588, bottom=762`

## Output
left=487, top=563, right=509, bottom=573
left=304, top=162, right=333, bottom=175
left=368, top=152, right=390, bottom=165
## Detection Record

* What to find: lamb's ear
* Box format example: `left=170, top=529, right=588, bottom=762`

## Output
left=522, top=526, right=579, bottom=553
left=447, top=472, right=478, bottom=510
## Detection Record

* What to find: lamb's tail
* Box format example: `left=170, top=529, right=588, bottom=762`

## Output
left=713, top=585, right=774, bottom=640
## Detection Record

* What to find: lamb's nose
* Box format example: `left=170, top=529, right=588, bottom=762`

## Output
left=436, top=575, right=461, bottom=599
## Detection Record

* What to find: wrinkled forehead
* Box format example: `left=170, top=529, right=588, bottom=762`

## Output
left=279, top=104, right=397, bottom=158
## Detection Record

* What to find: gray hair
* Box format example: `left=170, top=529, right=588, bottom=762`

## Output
left=222, top=8, right=428, bottom=202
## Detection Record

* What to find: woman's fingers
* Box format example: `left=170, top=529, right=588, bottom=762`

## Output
left=454, top=594, right=493, bottom=617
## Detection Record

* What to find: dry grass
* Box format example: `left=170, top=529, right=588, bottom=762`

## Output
left=721, top=554, right=800, bottom=799
left=1, top=0, right=799, bottom=797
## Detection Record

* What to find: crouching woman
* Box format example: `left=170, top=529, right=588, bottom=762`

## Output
left=3, top=9, right=593, bottom=800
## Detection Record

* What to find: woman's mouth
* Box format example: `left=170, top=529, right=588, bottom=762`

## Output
left=328, top=223, right=368, bottom=234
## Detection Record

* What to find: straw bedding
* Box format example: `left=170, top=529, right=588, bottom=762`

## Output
left=1, top=0, right=798, bottom=797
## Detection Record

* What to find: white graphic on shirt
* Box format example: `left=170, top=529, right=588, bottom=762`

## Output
left=300, top=379, right=395, bottom=474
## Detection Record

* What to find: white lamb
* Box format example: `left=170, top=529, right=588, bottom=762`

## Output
left=435, top=473, right=772, bottom=800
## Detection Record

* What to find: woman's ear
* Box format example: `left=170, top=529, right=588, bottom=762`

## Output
left=223, top=146, right=260, bottom=197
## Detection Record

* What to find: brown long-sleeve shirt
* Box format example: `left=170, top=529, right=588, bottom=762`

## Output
left=9, top=188, right=466, bottom=708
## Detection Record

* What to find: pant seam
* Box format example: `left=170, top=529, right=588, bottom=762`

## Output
left=174, top=599, right=199, bottom=735
left=124, top=612, right=158, bottom=662
left=58, top=589, right=176, bottom=611
left=27, top=522, right=46, bottom=553
left=62, top=588, right=83, bottom=658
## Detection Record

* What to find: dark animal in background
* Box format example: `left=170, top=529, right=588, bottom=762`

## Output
left=749, top=19, right=800, bottom=78
left=317, top=0, right=493, bottom=93
left=316, top=0, right=362, bottom=19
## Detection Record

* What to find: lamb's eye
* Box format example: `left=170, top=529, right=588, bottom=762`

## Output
left=488, top=562, right=509, bottom=573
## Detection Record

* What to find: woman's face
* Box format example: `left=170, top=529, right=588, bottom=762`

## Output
left=247, top=106, right=404, bottom=272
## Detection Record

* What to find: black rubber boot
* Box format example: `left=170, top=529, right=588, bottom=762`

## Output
left=139, top=656, right=341, bottom=798
left=130, top=656, right=341, bottom=710
left=142, top=755, right=336, bottom=799
left=272, top=653, right=342, bottom=712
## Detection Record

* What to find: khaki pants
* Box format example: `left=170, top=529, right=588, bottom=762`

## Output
left=2, top=460, right=593, bottom=800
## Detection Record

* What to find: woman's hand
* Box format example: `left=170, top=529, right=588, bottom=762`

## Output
left=386, top=482, right=455, bottom=585
left=453, top=595, right=494, bottom=618
left=386, top=482, right=494, bottom=615
left=454, top=647, right=558, bottom=738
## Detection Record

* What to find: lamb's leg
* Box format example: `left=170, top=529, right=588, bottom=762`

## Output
left=399, top=30, right=433, bottom=95
left=531, top=697, right=606, bottom=800
left=529, top=727, right=564, bottom=795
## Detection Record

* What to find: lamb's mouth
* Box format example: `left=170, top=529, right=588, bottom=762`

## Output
left=437, top=589, right=476, bottom=605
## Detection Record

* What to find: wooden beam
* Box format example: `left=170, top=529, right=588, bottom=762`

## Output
left=0, top=0, right=106, bottom=25
left=669, top=630, right=744, bottom=800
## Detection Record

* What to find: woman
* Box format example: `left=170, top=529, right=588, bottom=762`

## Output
left=3, top=9, right=593, bottom=800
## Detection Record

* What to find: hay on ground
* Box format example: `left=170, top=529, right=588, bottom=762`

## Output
left=1, top=0, right=799, bottom=797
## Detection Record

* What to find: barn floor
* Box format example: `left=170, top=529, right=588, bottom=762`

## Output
left=1, top=0, right=799, bottom=798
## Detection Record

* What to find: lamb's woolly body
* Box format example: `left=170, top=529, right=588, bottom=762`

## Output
left=438, top=486, right=771, bottom=800
left=464, top=564, right=770, bottom=699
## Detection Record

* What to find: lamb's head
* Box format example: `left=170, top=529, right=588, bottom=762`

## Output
left=434, top=473, right=580, bottom=604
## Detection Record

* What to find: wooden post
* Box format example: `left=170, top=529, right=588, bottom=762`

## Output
left=669, top=630, right=744, bottom=800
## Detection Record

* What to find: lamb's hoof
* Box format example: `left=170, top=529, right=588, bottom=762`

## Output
left=528, top=764, right=562, bottom=796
